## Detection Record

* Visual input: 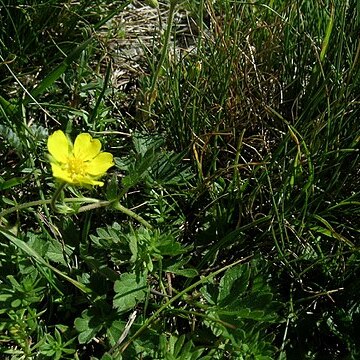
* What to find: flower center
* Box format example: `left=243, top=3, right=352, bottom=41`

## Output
left=67, top=156, right=87, bottom=178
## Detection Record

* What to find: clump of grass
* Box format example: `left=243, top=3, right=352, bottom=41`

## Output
left=142, top=0, right=360, bottom=356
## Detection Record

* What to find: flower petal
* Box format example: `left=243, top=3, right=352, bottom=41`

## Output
left=51, top=163, right=74, bottom=184
left=75, top=176, right=104, bottom=187
left=74, top=133, right=101, bottom=161
left=48, top=130, right=71, bottom=163
left=86, top=152, right=114, bottom=176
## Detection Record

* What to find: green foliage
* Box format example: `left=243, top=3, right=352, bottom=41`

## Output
left=39, top=328, right=76, bottom=360
left=113, top=272, right=147, bottom=312
left=75, top=308, right=108, bottom=345
left=200, top=262, right=279, bottom=359
left=157, top=334, right=206, bottom=360
left=116, top=131, right=193, bottom=192
left=0, top=0, right=359, bottom=358
left=89, top=222, right=192, bottom=274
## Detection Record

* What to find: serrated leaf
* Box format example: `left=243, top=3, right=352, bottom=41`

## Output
left=200, top=285, right=216, bottom=305
left=250, top=292, right=274, bottom=309
left=108, top=228, right=121, bottom=243
left=74, top=319, right=100, bottom=344
left=78, top=327, right=99, bottom=345
left=204, top=310, right=225, bottom=337
left=106, top=320, right=125, bottom=347
left=97, top=227, right=111, bottom=240
left=157, top=239, right=187, bottom=256
left=0, top=230, right=91, bottom=294
left=74, top=315, right=91, bottom=332
left=132, top=132, right=163, bottom=156
left=74, top=310, right=103, bottom=344
left=113, top=273, right=147, bottom=312
left=121, top=150, right=159, bottom=190
left=129, top=235, right=138, bottom=263
left=148, top=149, right=193, bottom=186
left=218, top=263, right=250, bottom=306
left=165, top=257, right=198, bottom=278
left=26, top=233, right=49, bottom=257
left=46, top=240, right=67, bottom=265
left=101, top=353, right=115, bottom=360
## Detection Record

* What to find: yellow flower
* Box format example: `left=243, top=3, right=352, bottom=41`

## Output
left=47, top=130, right=114, bottom=186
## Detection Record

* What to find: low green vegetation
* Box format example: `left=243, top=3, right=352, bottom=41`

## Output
left=0, top=0, right=359, bottom=358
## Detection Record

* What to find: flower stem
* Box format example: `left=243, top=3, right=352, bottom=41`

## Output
left=1, top=193, right=153, bottom=230
left=0, top=199, right=52, bottom=219
left=112, top=201, right=153, bottom=230
left=50, top=182, right=67, bottom=212
left=0, top=197, right=100, bottom=219
left=77, top=200, right=153, bottom=229
left=77, top=201, right=112, bottom=213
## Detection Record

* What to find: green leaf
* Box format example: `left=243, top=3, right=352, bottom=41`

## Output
left=167, top=267, right=198, bottom=278
left=106, top=320, right=125, bottom=347
left=74, top=310, right=103, bottom=344
left=132, top=132, right=164, bottom=156
left=0, top=124, right=22, bottom=150
left=0, top=177, right=26, bottom=190
left=106, top=174, right=119, bottom=201
left=0, top=230, right=91, bottom=294
left=148, top=149, right=193, bottom=186
left=78, top=326, right=100, bottom=345
left=0, top=95, right=17, bottom=115
left=26, top=232, right=49, bottom=257
left=157, top=238, right=188, bottom=256
left=218, top=263, right=250, bottom=306
left=46, top=239, right=67, bottom=265
left=121, top=150, right=160, bottom=190
left=113, top=272, right=147, bottom=312
left=101, top=353, right=116, bottom=360
left=166, top=258, right=198, bottom=278
left=129, top=234, right=138, bottom=263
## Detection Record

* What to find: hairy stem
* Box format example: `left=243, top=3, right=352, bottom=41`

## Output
left=50, top=182, right=67, bottom=212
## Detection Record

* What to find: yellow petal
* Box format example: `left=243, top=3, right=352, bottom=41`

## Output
left=51, top=163, right=74, bottom=184
left=48, top=130, right=71, bottom=163
left=73, top=133, right=101, bottom=161
left=75, top=176, right=104, bottom=186
left=86, top=152, right=114, bottom=176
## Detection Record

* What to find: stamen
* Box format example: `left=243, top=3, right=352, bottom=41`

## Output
left=67, top=156, right=87, bottom=178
